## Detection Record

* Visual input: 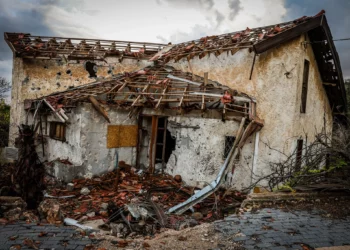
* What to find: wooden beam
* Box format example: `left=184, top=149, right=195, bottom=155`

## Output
left=323, top=82, right=337, bottom=86
left=88, top=96, right=111, bottom=123
left=131, top=84, right=149, bottom=106
left=149, top=116, right=158, bottom=174
left=178, top=86, right=188, bottom=108
left=254, top=15, right=322, bottom=54
left=155, top=86, right=169, bottom=109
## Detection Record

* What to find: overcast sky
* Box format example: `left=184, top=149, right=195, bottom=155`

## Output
left=0, top=0, right=349, bottom=90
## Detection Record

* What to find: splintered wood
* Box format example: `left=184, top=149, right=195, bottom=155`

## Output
left=107, top=125, right=138, bottom=148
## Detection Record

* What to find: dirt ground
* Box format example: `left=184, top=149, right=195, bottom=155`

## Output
left=96, top=223, right=243, bottom=250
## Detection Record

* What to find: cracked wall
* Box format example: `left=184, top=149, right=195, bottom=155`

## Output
left=9, top=57, right=151, bottom=146
left=164, top=116, right=254, bottom=189
left=37, top=102, right=137, bottom=182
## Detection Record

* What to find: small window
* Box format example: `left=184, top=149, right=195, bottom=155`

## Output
left=300, top=60, right=310, bottom=113
left=224, top=136, right=236, bottom=159
left=50, top=122, right=66, bottom=141
left=295, top=139, right=303, bottom=171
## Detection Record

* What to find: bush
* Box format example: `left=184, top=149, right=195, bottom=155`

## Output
left=0, top=100, right=10, bottom=147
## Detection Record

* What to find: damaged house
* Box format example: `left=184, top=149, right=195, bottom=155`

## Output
left=4, top=10, right=346, bottom=196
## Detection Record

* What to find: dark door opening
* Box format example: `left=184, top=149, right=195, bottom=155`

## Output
left=155, top=117, right=176, bottom=170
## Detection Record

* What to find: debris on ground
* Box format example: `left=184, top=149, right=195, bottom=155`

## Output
left=38, top=199, right=63, bottom=224
left=41, top=163, right=244, bottom=238
left=0, top=196, right=26, bottom=221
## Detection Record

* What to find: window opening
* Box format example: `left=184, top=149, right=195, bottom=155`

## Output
left=295, top=139, right=303, bottom=171
left=300, top=60, right=310, bottom=113
left=224, top=136, right=236, bottom=159
left=50, top=122, right=66, bottom=141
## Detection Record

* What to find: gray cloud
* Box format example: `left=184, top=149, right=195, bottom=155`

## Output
left=228, top=0, right=242, bottom=21
left=156, top=0, right=214, bottom=10
left=214, top=10, right=225, bottom=27
left=0, top=0, right=95, bottom=81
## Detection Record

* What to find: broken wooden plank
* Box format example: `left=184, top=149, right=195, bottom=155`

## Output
left=42, top=99, right=65, bottom=123
left=131, top=84, right=150, bottom=106
left=155, top=86, right=169, bottom=109
left=88, top=96, right=111, bottom=123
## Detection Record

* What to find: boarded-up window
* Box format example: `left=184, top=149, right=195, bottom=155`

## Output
left=107, top=125, right=138, bottom=148
left=50, top=122, right=66, bottom=142
left=300, top=60, right=310, bottom=113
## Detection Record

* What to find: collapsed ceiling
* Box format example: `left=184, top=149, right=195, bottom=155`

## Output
left=28, top=65, right=259, bottom=123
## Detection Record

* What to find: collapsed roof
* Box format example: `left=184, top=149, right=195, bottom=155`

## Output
left=149, top=10, right=346, bottom=114
left=28, top=65, right=260, bottom=124
left=4, top=33, right=166, bottom=61
left=6, top=10, right=346, bottom=114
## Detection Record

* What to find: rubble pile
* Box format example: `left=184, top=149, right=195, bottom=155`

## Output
left=44, top=164, right=244, bottom=237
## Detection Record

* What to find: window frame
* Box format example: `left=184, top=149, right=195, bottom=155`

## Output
left=49, top=122, right=66, bottom=142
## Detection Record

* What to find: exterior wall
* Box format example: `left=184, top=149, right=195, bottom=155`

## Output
left=41, top=103, right=137, bottom=181
left=9, top=57, right=151, bottom=146
left=164, top=116, right=254, bottom=189
left=169, top=34, right=332, bottom=188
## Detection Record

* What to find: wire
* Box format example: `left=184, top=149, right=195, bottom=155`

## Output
left=304, top=38, right=350, bottom=44
left=334, top=38, right=350, bottom=41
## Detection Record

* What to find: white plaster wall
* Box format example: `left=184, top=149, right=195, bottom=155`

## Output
left=79, top=103, right=138, bottom=178
left=169, top=35, right=333, bottom=188
left=45, top=110, right=83, bottom=165
left=164, top=116, right=255, bottom=188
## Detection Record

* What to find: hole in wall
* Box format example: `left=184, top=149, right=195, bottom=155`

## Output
left=57, top=72, right=61, bottom=76
left=66, top=69, right=71, bottom=74
left=84, top=61, right=97, bottom=78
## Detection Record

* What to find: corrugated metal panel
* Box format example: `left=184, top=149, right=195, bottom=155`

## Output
left=107, top=125, right=138, bottom=148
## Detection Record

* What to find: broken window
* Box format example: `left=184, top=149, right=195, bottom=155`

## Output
left=50, top=122, right=66, bottom=142
left=295, top=139, right=303, bottom=171
left=224, top=136, right=236, bottom=159
left=300, top=59, right=310, bottom=113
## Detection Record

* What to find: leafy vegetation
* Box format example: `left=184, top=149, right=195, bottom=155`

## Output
left=0, top=77, right=11, bottom=99
left=0, top=100, right=10, bottom=147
